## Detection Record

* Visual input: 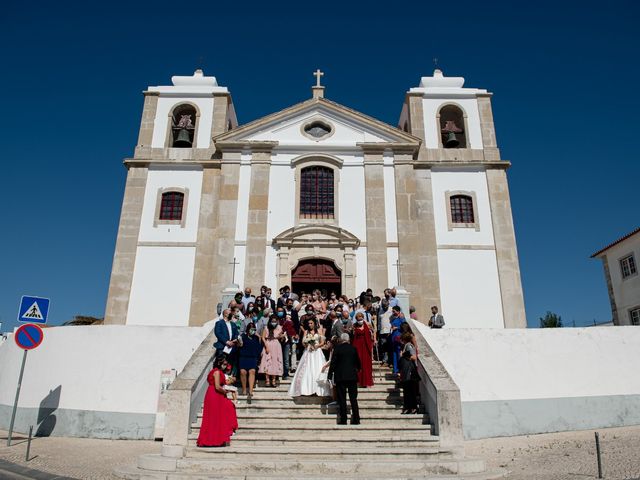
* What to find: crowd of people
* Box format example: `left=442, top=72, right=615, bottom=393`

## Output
left=197, top=284, right=445, bottom=447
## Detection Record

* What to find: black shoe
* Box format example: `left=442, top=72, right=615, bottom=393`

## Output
left=337, top=420, right=347, bottom=425
left=350, top=419, right=361, bottom=425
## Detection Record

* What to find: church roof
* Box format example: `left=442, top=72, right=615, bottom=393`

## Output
left=591, top=226, right=640, bottom=258
left=213, top=96, right=421, bottom=148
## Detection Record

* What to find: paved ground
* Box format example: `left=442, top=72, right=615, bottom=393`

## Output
left=1, top=426, right=639, bottom=479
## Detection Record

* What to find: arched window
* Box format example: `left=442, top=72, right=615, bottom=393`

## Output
left=300, top=166, right=334, bottom=219
left=439, top=105, right=467, bottom=149
left=159, top=191, right=185, bottom=221
left=450, top=195, right=474, bottom=224
left=170, top=104, right=197, bottom=148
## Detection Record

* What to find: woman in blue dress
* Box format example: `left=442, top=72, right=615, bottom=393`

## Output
left=238, top=322, right=263, bottom=402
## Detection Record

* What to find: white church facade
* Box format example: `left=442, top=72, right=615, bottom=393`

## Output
left=104, top=69, right=526, bottom=329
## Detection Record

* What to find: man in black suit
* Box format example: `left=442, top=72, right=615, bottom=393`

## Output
left=328, top=333, right=361, bottom=425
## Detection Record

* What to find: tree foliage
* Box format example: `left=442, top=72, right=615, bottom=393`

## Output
left=539, top=311, right=562, bottom=328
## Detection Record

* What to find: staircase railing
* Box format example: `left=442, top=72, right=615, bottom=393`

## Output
left=161, top=329, right=216, bottom=458
left=411, top=320, right=464, bottom=452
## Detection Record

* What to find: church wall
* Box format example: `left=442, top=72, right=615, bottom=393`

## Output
left=431, top=168, right=495, bottom=246
left=0, top=324, right=210, bottom=439
left=355, top=246, right=368, bottom=294
left=126, top=246, right=196, bottom=326
left=387, top=246, right=399, bottom=287
left=264, top=246, right=278, bottom=288
left=151, top=96, right=215, bottom=149
left=233, top=159, right=252, bottom=243
left=233, top=245, right=247, bottom=289
left=420, top=98, right=483, bottom=149
left=414, top=323, right=640, bottom=439
left=138, top=166, right=203, bottom=243
left=383, top=153, right=398, bottom=243
left=437, top=249, right=504, bottom=328
left=266, top=154, right=296, bottom=240
left=338, top=162, right=367, bottom=241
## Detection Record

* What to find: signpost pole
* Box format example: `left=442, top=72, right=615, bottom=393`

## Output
left=7, top=349, right=28, bottom=447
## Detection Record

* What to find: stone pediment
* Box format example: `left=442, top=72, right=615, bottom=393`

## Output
left=214, top=97, right=420, bottom=151
left=273, top=224, right=360, bottom=249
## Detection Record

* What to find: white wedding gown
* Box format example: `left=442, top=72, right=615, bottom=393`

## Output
left=288, top=333, right=332, bottom=397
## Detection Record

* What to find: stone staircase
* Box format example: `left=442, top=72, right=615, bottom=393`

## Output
left=115, top=364, right=503, bottom=479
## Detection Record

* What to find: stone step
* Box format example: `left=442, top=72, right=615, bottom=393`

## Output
left=225, top=392, right=402, bottom=402
left=249, top=384, right=400, bottom=393
left=174, top=455, right=487, bottom=476
left=230, top=414, right=429, bottom=425
left=233, top=410, right=427, bottom=419
left=192, top=420, right=429, bottom=429
left=189, top=439, right=440, bottom=449
left=188, top=429, right=435, bottom=441
left=212, top=404, right=407, bottom=415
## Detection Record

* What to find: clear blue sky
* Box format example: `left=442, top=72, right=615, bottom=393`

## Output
left=1, top=1, right=638, bottom=331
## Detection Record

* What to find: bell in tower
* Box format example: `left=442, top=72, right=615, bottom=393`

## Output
left=441, top=120, right=463, bottom=148
left=173, top=113, right=195, bottom=147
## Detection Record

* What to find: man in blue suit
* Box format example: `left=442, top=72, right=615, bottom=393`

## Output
left=214, top=309, right=240, bottom=371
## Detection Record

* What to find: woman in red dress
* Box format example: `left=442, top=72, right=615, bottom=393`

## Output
left=352, top=312, right=374, bottom=387
left=197, top=355, right=238, bottom=447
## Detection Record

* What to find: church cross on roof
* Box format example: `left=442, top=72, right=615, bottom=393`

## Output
left=312, top=68, right=325, bottom=99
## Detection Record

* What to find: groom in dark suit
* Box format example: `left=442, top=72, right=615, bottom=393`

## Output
left=328, top=333, right=361, bottom=425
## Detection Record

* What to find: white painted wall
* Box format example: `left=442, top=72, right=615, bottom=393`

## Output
left=138, top=166, right=203, bottom=244
left=414, top=324, right=640, bottom=402
left=151, top=96, right=215, bottom=149
left=421, top=97, right=483, bottom=150
left=233, top=245, right=247, bottom=289
left=355, top=246, right=368, bottom=295
left=383, top=153, right=398, bottom=244
left=431, top=168, right=495, bottom=247
left=338, top=163, right=367, bottom=241
left=234, top=157, right=252, bottom=243
left=264, top=246, right=277, bottom=287
left=602, top=234, right=640, bottom=325
left=437, top=249, right=504, bottom=328
left=0, top=325, right=209, bottom=414
left=246, top=107, right=392, bottom=146
left=266, top=154, right=296, bottom=240
left=387, top=246, right=399, bottom=288
left=127, top=246, right=196, bottom=326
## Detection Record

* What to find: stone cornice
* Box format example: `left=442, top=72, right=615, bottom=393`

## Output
left=123, top=157, right=222, bottom=168
left=142, top=90, right=160, bottom=97
left=357, top=142, right=420, bottom=155
left=214, top=140, right=279, bottom=153
left=415, top=160, right=511, bottom=169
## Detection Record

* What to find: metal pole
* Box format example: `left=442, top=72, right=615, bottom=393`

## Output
left=595, top=431, right=603, bottom=479
left=25, top=425, right=33, bottom=461
left=7, top=349, right=28, bottom=446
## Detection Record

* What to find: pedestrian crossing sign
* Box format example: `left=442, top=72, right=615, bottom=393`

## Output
left=18, top=296, right=50, bottom=324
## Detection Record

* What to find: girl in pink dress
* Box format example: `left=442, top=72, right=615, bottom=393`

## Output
left=259, top=314, right=284, bottom=386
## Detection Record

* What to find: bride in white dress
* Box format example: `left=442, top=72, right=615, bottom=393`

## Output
left=288, top=319, right=332, bottom=397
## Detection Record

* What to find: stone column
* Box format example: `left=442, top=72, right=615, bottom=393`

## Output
left=134, top=92, right=159, bottom=158
left=243, top=149, right=272, bottom=290
left=477, top=94, right=501, bottom=161
left=343, top=248, right=357, bottom=299
left=276, top=247, right=290, bottom=290
left=211, top=93, right=232, bottom=137
left=188, top=166, right=222, bottom=326
left=362, top=148, right=389, bottom=295
left=394, top=154, right=440, bottom=323
left=104, top=166, right=148, bottom=325
left=486, top=168, right=526, bottom=328
left=406, top=93, right=427, bottom=161
left=208, top=152, right=242, bottom=311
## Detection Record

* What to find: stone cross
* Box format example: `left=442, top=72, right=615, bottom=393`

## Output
left=229, top=257, right=240, bottom=284
left=393, top=259, right=403, bottom=287
left=313, top=69, right=324, bottom=87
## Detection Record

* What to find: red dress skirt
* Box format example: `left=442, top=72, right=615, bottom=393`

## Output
left=196, top=368, right=238, bottom=447
left=353, top=323, right=374, bottom=387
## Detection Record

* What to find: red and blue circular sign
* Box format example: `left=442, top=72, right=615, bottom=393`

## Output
left=14, top=323, right=44, bottom=350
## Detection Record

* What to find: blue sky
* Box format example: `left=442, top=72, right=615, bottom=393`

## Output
left=1, top=1, right=638, bottom=331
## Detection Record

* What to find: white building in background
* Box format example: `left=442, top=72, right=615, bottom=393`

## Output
left=104, top=68, right=526, bottom=329
left=592, top=226, right=640, bottom=325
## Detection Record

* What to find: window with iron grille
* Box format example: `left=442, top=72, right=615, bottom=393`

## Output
left=300, top=166, right=334, bottom=219
left=450, top=195, right=474, bottom=224
left=159, top=191, right=184, bottom=221
left=620, top=254, right=637, bottom=279
left=630, top=307, right=640, bottom=326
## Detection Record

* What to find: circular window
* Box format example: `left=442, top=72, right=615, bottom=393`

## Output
left=303, top=120, right=333, bottom=140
